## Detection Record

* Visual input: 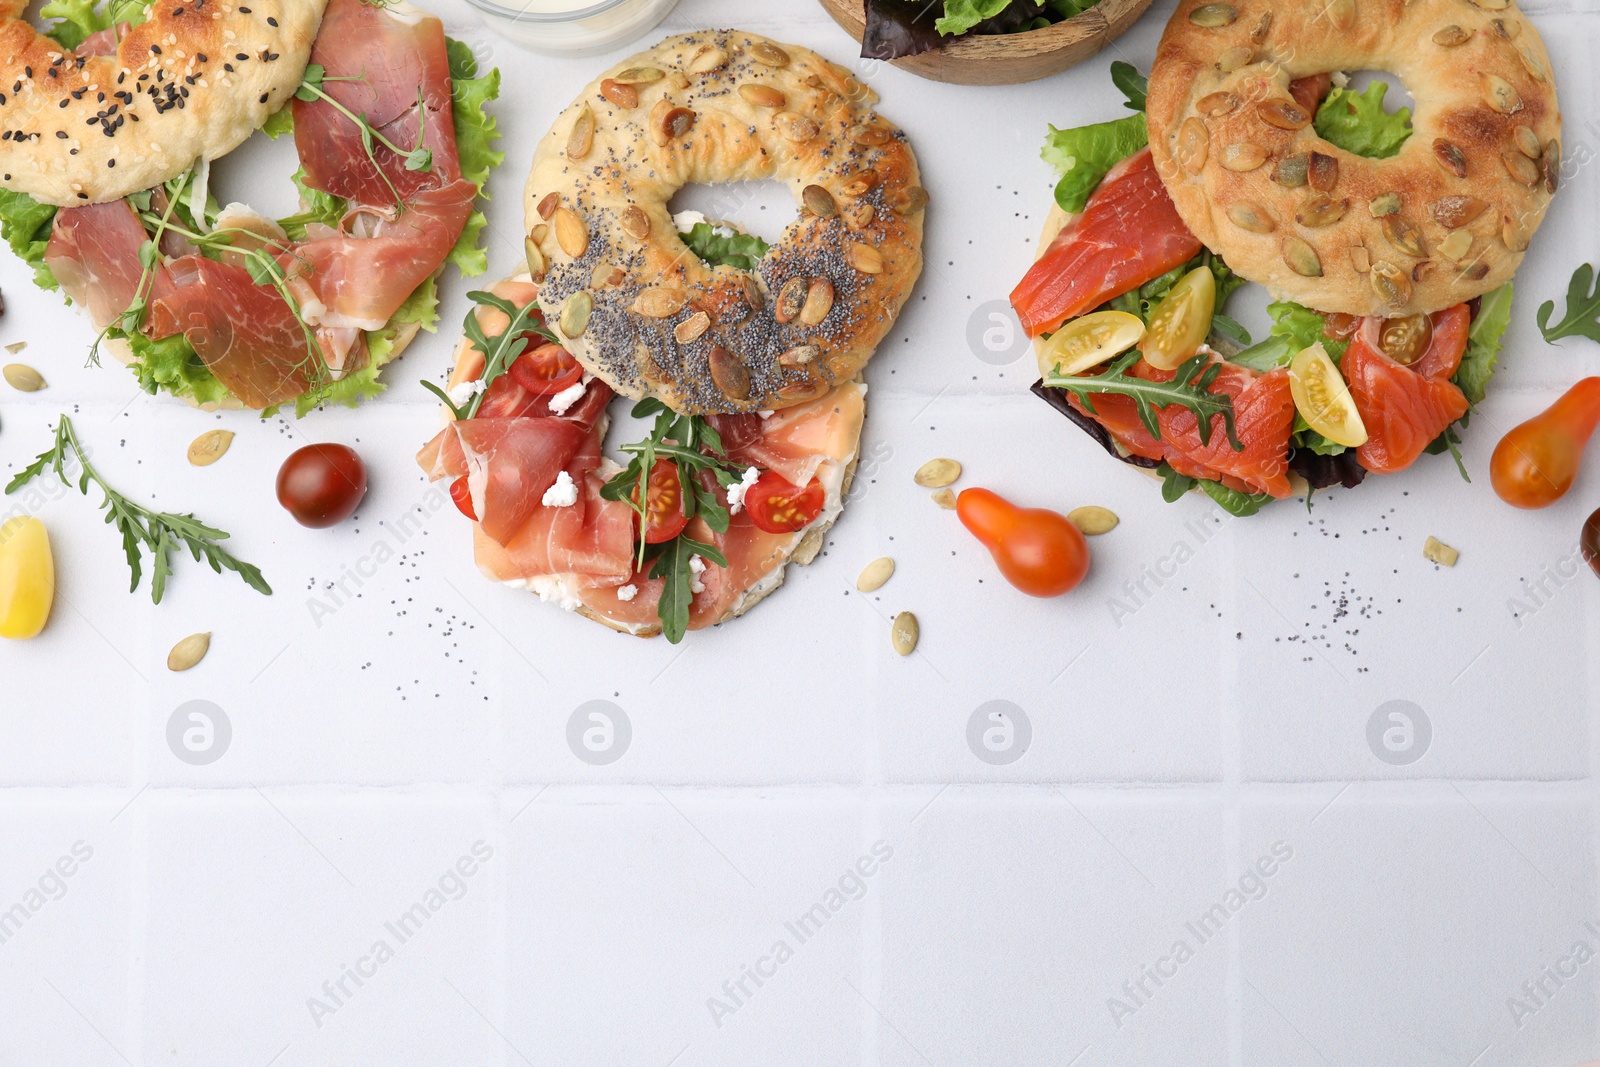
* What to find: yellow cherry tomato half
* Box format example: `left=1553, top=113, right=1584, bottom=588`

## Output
left=1037, top=310, right=1146, bottom=380
left=0, top=517, right=55, bottom=640
left=1141, top=266, right=1216, bottom=371
left=1289, top=342, right=1368, bottom=448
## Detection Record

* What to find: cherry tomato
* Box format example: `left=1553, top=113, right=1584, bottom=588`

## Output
left=745, top=472, right=825, bottom=534
left=508, top=341, right=582, bottom=396
left=1376, top=313, right=1434, bottom=366
left=957, top=487, right=1089, bottom=598
left=1141, top=266, right=1215, bottom=371
left=635, top=459, right=689, bottom=543
left=449, top=476, right=476, bottom=521
left=1289, top=342, right=1367, bottom=448
left=1321, top=311, right=1360, bottom=341
left=276, top=443, right=367, bottom=528
left=1036, top=310, right=1145, bottom=380
left=1583, top=508, right=1600, bottom=580
left=1491, top=378, right=1600, bottom=509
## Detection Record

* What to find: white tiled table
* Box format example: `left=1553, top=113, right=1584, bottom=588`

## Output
left=2, top=0, right=1598, bottom=1063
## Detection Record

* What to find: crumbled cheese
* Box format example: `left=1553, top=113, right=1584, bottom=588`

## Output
left=689, top=554, right=707, bottom=595
left=726, top=466, right=761, bottom=514
left=616, top=584, right=638, bottom=602
left=672, top=210, right=708, bottom=232
left=757, top=409, right=775, bottom=419
left=1331, top=70, right=1351, bottom=88
left=542, top=470, right=579, bottom=508
left=547, top=381, right=587, bottom=415
left=446, top=379, right=483, bottom=405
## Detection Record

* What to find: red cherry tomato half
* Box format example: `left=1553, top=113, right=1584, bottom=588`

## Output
left=508, top=341, right=583, bottom=396
left=449, top=476, right=476, bottom=521
left=276, top=443, right=368, bottom=528
left=745, top=472, right=825, bottom=534
left=956, top=487, right=1089, bottom=598
left=635, top=459, right=689, bottom=544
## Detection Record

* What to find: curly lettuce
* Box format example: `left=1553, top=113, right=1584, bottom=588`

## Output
left=1456, top=283, right=1512, bottom=406
left=1314, top=83, right=1412, bottom=159
left=680, top=222, right=770, bottom=272
left=0, top=190, right=61, bottom=291
left=1042, top=115, right=1148, bottom=214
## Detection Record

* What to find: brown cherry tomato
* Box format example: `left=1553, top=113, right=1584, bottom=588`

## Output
left=1583, top=508, right=1600, bottom=580
left=276, top=443, right=368, bottom=528
left=956, top=487, right=1089, bottom=598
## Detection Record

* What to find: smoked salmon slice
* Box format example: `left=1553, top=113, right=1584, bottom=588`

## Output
left=1346, top=305, right=1471, bottom=475
left=1010, top=148, right=1202, bottom=338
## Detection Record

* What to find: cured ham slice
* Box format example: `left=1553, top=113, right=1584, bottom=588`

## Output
left=147, top=257, right=313, bottom=409
left=292, top=0, right=462, bottom=205
left=44, top=200, right=174, bottom=330
left=417, top=416, right=589, bottom=546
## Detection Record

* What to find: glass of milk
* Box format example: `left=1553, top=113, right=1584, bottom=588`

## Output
left=466, top=0, right=681, bottom=55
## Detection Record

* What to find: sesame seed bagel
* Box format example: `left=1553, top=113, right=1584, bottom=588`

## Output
left=524, top=29, right=926, bottom=415
left=1147, top=0, right=1560, bottom=318
left=0, top=0, right=324, bottom=206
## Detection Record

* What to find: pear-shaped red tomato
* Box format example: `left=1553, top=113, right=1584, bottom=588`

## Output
left=956, top=488, right=1089, bottom=598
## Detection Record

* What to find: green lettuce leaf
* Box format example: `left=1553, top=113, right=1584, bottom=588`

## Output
left=40, top=0, right=147, bottom=48
left=680, top=222, right=770, bottom=271
left=121, top=331, right=233, bottom=407
left=261, top=105, right=295, bottom=140
left=935, top=0, right=1014, bottom=34
left=1456, top=282, right=1512, bottom=406
left=1043, top=114, right=1147, bottom=214
left=0, top=190, right=61, bottom=291
left=278, top=166, right=348, bottom=241
left=1231, top=301, right=1349, bottom=371
left=1313, top=83, right=1412, bottom=159
left=445, top=37, right=503, bottom=278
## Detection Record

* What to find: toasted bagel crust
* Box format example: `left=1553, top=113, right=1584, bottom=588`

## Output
left=525, top=30, right=925, bottom=415
left=0, top=0, right=325, bottom=206
left=1147, top=0, right=1559, bottom=317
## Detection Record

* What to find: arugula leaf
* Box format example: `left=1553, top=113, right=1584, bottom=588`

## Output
left=1293, top=428, right=1348, bottom=456
left=1210, top=314, right=1251, bottom=349
left=1198, top=478, right=1272, bottom=517
left=679, top=221, right=770, bottom=272
left=1109, top=61, right=1147, bottom=112
left=649, top=536, right=727, bottom=644
left=1537, top=263, right=1600, bottom=345
left=1042, top=114, right=1147, bottom=214
left=1313, top=83, right=1412, bottom=159
left=1458, top=282, right=1512, bottom=405
left=1159, top=463, right=1196, bottom=502
left=1044, top=351, right=1243, bottom=450
left=0, top=190, right=61, bottom=291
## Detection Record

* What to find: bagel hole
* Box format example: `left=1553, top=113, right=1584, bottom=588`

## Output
left=666, top=180, right=794, bottom=256
left=205, top=122, right=308, bottom=220
left=1310, top=69, right=1416, bottom=157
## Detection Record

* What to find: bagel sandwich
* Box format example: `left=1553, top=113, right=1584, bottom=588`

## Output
left=418, top=31, right=923, bottom=642
left=0, top=0, right=503, bottom=414
left=1009, top=0, right=1556, bottom=515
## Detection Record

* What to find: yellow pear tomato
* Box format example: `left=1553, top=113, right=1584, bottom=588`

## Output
left=1289, top=342, right=1369, bottom=448
left=0, top=517, right=55, bottom=640
left=1141, top=266, right=1216, bottom=371
left=1037, top=311, right=1146, bottom=380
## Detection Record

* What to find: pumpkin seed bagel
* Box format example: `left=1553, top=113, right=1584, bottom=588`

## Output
left=0, top=0, right=324, bottom=206
left=1146, top=0, right=1560, bottom=318
left=524, top=29, right=926, bottom=415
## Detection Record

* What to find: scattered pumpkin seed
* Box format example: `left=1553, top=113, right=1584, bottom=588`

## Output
left=3, top=364, right=44, bottom=391
left=892, top=186, right=930, bottom=215
left=674, top=311, right=712, bottom=344
left=1433, top=196, right=1488, bottom=229
left=1178, top=118, right=1209, bottom=174
left=774, top=277, right=807, bottom=323
left=536, top=192, right=560, bottom=220
left=800, top=278, right=835, bottom=326
left=600, top=78, right=639, bottom=109
left=891, top=611, right=919, bottom=656
left=850, top=243, right=884, bottom=274
left=1227, top=201, right=1275, bottom=233
left=635, top=287, right=689, bottom=318
left=1543, top=140, right=1561, bottom=194
left=1197, top=91, right=1240, bottom=117
left=167, top=631, right=212, bottom=672
left=1513, top=124, right=1541, bottom=158
left=1258, top=98, right=1311, bottom=130
left=187, top=429, right=234, bottom=467
left=1422, top=536, right=1460, bottom=567
left=931, top=488, right=957, bottom=510
left=524, top=236, right=546, bottom=280
left=1295, top=195, right=1348, bottom=228
left=1272, top=154, right=1308, bottom=187
left=1501, top=213, right=1530, bottom=252
left=620, top=205, right=651, bottom=241
left=1068, top=506, right=1119, bottom=535
left=1218, top=46, right=1254, bottom=72
left=1381, top=215, right=1426, bottom=258
left=1307, top=152, right=1338, bottom=192
left=774, top=111, right=820, bottom=142
left=778, top=344, right=818, bottom=368
left=914, top=458, right=962, bottom=488
left=3, top=341, right=24, bottom=354
left=687, top=45, right=728, bottom=74
left=857, top=557, right=895, bottom=592
left=1368, top=191, right=1402, bottom=217
left=1502, top=148, right=1541, bottom=186
left=1480, top=73, right=1522, bottom=114
left=850, top=124, right=892, bottom=146
left=1370, top=260, right=1412, bottom=307
left=1438, top=229, right=1473, bottom=262
left=1221, top=143, right=1268, bottom=172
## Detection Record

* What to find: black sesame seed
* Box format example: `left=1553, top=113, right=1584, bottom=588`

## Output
left=55, top=130, right=66, bottom=138
left=150, top=45, right=161, bottom=54
left=197, top=52, right=207, bottom=62
left=107, top=158, right=114, bottom=167
left=58, top=98, right=67, bottom=108
left=258, top=92, right=268, bottom=103
left=76, top=192, right=87, bottom=199
left=235, top=52, right=248, bottom=60
left=266, top=15, right=276, bottom=25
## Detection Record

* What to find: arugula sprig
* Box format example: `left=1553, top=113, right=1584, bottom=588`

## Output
left=1537, top=262, right=1600, bottom=345
left=6, top=416, right=271, bottom=603
left=421, top=291, right=560, bottom=420
left=1043, top=351, right=1244, bottom=451
left=295, top=66, right=434, bottom=210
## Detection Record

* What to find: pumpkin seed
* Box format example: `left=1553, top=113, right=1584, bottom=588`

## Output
left=1197, top=91, right=1240, bottom=117
left=3, top=341, right=24, bottom=354
left=914, top=458, right=962, bottom=488
left=635, top=287, right=690, bottom=318
left=1283, top=237, right=1322, bottom=277
left=536, top=192, right=560, bottom=220
left=1227, top=201, right=1275, bottom=233
left=1469, top=0, right=1509, bottom=9
left=1068, top=506, right=1119, bottom=535
left=1381, top=215, right=1426, bottom=258
left=850, top=243, right=884, bottom=274
left=657, top=105, right=696, bottom=143
left=1438, top=229, right=1473, bottom=262
left=842, top=170, right=877, bottom=197
left=931, top=488, right=956, bottom=510
left=588, top=261, right=619, bottom=289
left=775, top=378, right=827, bottom=404
left=1433, top=24, right=1470, bottom=46
left=775, top=111, right=820, bottom=142
left=844, top=203, right=875, bottom=230
left=1250, top=10, right=1272, bottom=40
left=802, top=184, right=837, bottom=218
left=1543, top=140, right=1561, bottom=193
left=1218, top=46, right=1253, bottom=72
left=778, top=344, right=818, bottom=368
left=3, top=364, right=44, bottom=391
left=1178, top=118, right=1209, bottom=174
left=1518, top=44, right=1546, bottom=82
left=1481, top=73, right=1522, bottom=114
left=1502, top=148, right=1540, bottom=186
left=1307, top=151, right=1338, bottom=192
left=738, top=83, right=785, bottom=108
left=613, top=66, right=665, bottom=85
left=1325, top=0, right=1355, bottom=29
left=749, top=41, right=790, bottom=67
left=708, top=346, right=750, bottom=400
left=890, top=611, right=919, bottom=656
left=674, top=311, right=711, bottom=344
left=774, top=277, right=807, bottom=323
left=1221, top=143, right=1268, bottom=171
left=1433, top=195, right=1488, bottom=229
left=1461, top=261, right=1490, bottom=281
left=553, top=207, right=588, bottom=258
left=1513, top=125, right=1541, bottom=158
left=620, top=205, right=651, bottom=240
left=560, top=291, right=593, bottom=338
left=1432, top=139, right=1468, bottom=178
left=1295, top=195, right=1348, bottom=228
left=167, top=631, right=211, bottom=672
left=600, top=79, right=638, bottom=109
left=850, top=123, right=891, bottom=146
left=1370, top=260, right=1412, bottom=307
left=743, top=275, right=765, bottom=312
left=800, top=278, right=834, bottom=326
left=1368, top=191, right=1402, bottom=217
left=567, top=104, right=595, bottom=160
left=1492, top=16, right=1520, bottom=38
left=1189, top=3, right=1237, bottom=27
left=187, top=429, right=234, bottom=467
left=1272, top=154, right=1308, bottom=187
left=687, top=45, right=727, bottom=74
left=1501, top=213, right=1530, bottom=252
left=1423, top=536, right=1460, bottom=566
left=1413, top=260, right=1436, bottom=284
left=857, top=557, right=895, bottom=592
left=1350, top=245, right=1371, bottom=273
left=893, top=186, right=930, bottom=215
left=524, top=236, right=546, bottom=280
left=1258, top=98, right=1311, bottom=130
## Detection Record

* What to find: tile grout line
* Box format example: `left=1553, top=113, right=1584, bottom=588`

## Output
left=1222, top=520, right=1244, bottom=1067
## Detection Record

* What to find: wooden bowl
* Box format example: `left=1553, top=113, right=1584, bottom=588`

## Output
left=816, top=0, right=1156, bottom=85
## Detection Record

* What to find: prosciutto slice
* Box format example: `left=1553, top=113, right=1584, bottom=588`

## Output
left=418, top=417, right=589, bottom=546
left=44, top=201, right=174, bottom=330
